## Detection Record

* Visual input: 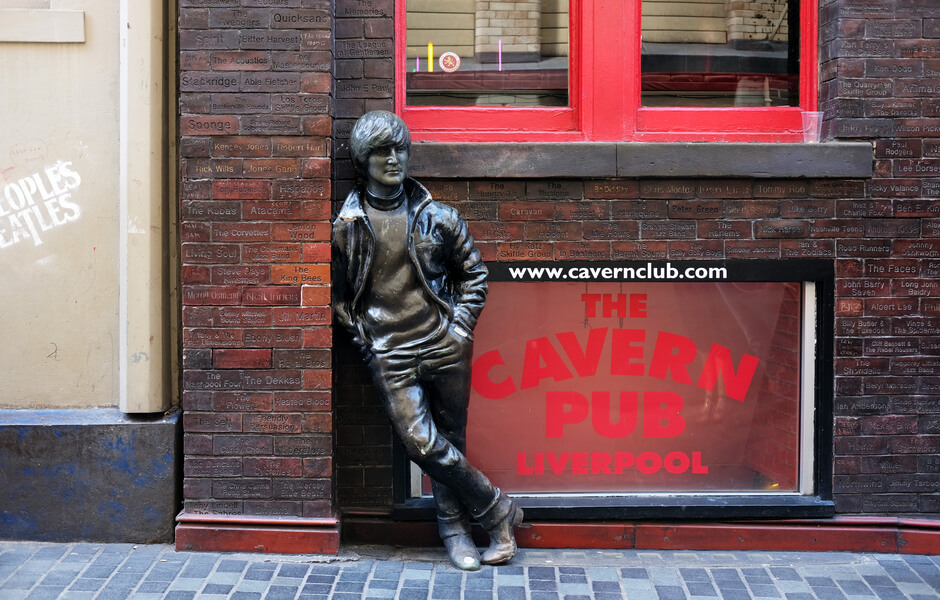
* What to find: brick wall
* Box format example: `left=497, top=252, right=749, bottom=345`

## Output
left=178, top=0, right=335, bottom=523
left=332, top=0, right=940, bottom=519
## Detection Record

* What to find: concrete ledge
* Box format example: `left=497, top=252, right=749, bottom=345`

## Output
left=0, top=408, right=180, bottom=542
left=410, top=142, right=873, bottom=179
left=0, top=9, right=85, bottom=43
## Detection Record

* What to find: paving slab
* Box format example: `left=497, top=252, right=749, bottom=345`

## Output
left=0, top=542, right=938, bottom=600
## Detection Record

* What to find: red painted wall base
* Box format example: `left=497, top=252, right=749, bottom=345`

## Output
left=176, top=514, right=341, bottom=554
left=342, top=517, right=940, bottom=555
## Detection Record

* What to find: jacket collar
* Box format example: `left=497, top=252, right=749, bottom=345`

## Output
left=338, top=177, right=431, bottom=223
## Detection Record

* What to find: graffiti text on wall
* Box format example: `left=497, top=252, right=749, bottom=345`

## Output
left=0, top=160, right=82, bottom=248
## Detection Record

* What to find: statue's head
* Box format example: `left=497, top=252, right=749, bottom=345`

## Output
left=349, top=110, right=412, bottom=179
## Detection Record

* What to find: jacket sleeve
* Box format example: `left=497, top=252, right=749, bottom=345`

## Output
left=443, top=206, right=488, bottom=333
left=331, top=217, right=368, bottom=353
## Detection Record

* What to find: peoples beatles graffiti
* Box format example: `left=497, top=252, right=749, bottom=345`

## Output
left=0, top=160, right=82, bottom=248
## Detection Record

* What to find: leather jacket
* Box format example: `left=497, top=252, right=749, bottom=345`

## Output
left=332, top=178, right=488, bottom=353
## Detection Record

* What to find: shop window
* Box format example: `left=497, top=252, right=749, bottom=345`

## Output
left=396, top=0, right=817, bottom=141
left=404, top=261, right=834, bottom=517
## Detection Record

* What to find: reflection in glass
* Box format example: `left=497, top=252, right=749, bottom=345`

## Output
left=641, top=0, right=799, bottom=106
left=405, top=0, right=569, bottom=107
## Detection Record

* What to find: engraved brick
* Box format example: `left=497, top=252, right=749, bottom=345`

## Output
left=181, top=115, right=240, bottom=135
left=555, top=242, right=611, bottom=260
left=180, top=30, right=240, bottom=51
left=836, top=298, right=864, bottom=316
left=470, top=180, right=524, bottom=201
left=866, top=99, right=921, bottom=119
left=183, top=349, right=213, bottom=370
left=837, top=317, right=890, bottom=336
left=864, top=338, right=920, bottom=356
left=274, top=479, right=331, bottom=500
left=213, top=479, right=272, bottom=499
left=215, top=307, right=273, bottom=327
left=835, top=198, right=892, bottom=217
left=527, top=181, right=582, bottom=201
left=754, top=220, right=808, bottom=238
left=498, top=202, right=554, bottom=221
left=336, top=39, right=393, bottom=59
left=669, top=241, right=723, bottom=259
left=304, top=413, right=333, bottom=433
left=270, top=8, right=330, bottom=28
left=725, top=240, right=780, bottom=259
left=184, top=434, right=213, bottom=456
left=185, top=412, right=243, bottom=432
left=586, top=220, right=641, bottom=240
left=183, top=286, right=243, bottom=306
left=611, top=200, right=667, bottom=219
left=696, top=180, right=751, bottom=198
left=242, top=287, right=302, bottom=306
left=865, top=219, right=921, bottom=238
left=273, top=349, right=330, bottom=370
left=215, top=349, right=272, bottom=369
left=892, top=355, right=940, bottom=376
left=692, top=220, right=746, bottom=241
left=209, top=51, right=271, bottom=71
left=272, top=137, right=328, bottom=158
left=753, top=180, right=809, bottom=198
left=185, top=368, right=243, bottom=389
left=838, top=278, right=890, bottom=298
left=238, top=29, right=302, bottom=50
left=639, top=180, right=695, bottom=199
left=244, top=458, right=303, bottom=478
left=834, top=436, right=889, bottom=455
left=211, top=136, right=271, bottom=158
left=274, top=391, right=331, bottom=412
left=272, top=50, right=331, bottom=71
left=185, top=457, right=243, bottom=478
left=274, top=180, right=330, bottom=199
left=185, top=158, right=243, bottom=178
left=271, top=223, right=329, bottom=243
left=242, top=369, right=303, bottom=389
left=834, top=474, right=886, bottom=494
left=584, top=180, right=638, bottom=199
left=781, top=199, right=834, bottom=218
left=809, top=219, right=865, bottom=238
left=214, top=392, right=273, bottom=412
left=611, top=241, right=668, bottom=260
left=525, top=222, right=581, bottom=242
left=555, top=201, right=609, bottom=221
left=182, top=266, right=211, bottom=285
left=240, top=115, right=302, bottom=135
left=302, top=286, right=330, bottom=306
left=865, top=298, right=918, bottom=315
left=782, top=239, right=835, bottom=259
left=209, top=93, right=272, bottom=114
left=668, top=200, right=721, bottom=219
left=243, top=243, right=304, bottom=263
left=275, top=435, right=331, bottom=457
left=245, top=413, right=303, bottom=434
left=724, top=200, right=779, bottom=219
left=860, top=455, right=917, bottom=474
left=836, top=239, right=892, bottom=257
left=271, top=264, right=329, bottom=285
left=212, top=223, right=271, bottom=244
left=496, top=242, right=553, bottom=261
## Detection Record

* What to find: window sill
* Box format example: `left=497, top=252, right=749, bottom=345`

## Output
left=409, top=142, right=873, bottom=180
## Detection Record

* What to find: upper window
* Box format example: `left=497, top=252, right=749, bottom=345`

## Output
left=395, top=0, right=817, bottom=142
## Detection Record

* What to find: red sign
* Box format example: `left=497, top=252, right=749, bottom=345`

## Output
left=465, top=281, right=803, bottom=494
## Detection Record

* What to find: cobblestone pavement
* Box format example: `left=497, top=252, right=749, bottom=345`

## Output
left=1, top=542, right=938, bottom=600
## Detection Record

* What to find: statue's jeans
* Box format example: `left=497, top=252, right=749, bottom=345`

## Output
left=366, top=327, right=499, bottom=534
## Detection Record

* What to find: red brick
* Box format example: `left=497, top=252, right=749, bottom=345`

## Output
left=555, top=242, right=611, bottom=260
left=611, top=241, right=668, bottom=260
left=498, top=202, right=554, bottom=221
left=272, top=307, right=330, bottom=327
left=181, top=115, right=239, bottom=135
left=304, top=369, right=332, bottom=390
left=669, top=241, right=723, bottom=259
left=272, top=222, right=329, bottom=243
left=215, top=349, right=272, bottom=369
left=303, top=242, right=330, bottom=263
left=212, top=180, right=271, bottom=200
left=304, top=327, right=332, bottom=347
left=213, top=392, right=273, bottom=412
left=302, top=285, right=331, bottom=306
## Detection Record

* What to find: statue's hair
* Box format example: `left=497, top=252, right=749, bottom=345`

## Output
left=349, top=110, right=412, bottom=176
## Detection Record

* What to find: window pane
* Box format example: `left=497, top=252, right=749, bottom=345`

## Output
left=464, top=281, right=803, bottom=494
left=405, top=0, right=569, bottom=107
left=641, top=0, right=799, bottom=107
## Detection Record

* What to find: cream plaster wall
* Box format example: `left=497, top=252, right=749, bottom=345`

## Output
left=0, top=1, right=121, bottom=408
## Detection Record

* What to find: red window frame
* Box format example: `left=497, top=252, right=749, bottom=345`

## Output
left=395, top=0, right=818, bottom=143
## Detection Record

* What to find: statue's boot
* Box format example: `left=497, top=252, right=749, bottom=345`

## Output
left=443, top=532, right=481, bottom=571
left=476, top=490, right=523, bottom=565
left=439, top=516, right=481, bottom=571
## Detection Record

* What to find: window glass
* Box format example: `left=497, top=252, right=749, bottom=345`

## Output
left=405, top=0, right=570, bottom=107
left=641, top=0, right=799, bottom=106
left=463, top=281, right=803, bottom=494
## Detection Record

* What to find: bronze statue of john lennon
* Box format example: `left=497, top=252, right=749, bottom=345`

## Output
left=332, top=110, right=522, bottom=571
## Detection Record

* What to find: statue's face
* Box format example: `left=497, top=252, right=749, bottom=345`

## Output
left=366, top=145, right=408, bottom=194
